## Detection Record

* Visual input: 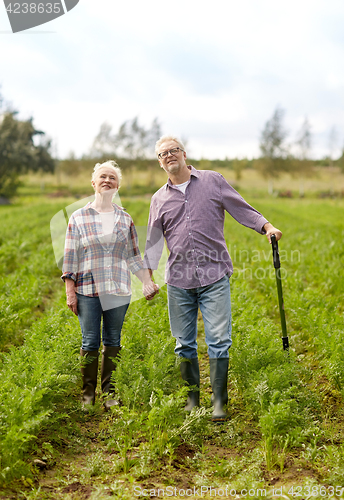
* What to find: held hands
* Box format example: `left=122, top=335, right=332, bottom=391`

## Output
left=143, top=281, right=160, bottom=301
left=263, top=222, right=282, bottom=244
left=136, top=268, right=160, bottom=301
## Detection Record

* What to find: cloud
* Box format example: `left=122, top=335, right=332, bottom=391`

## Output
left=1, top=0, right=344, bottom=159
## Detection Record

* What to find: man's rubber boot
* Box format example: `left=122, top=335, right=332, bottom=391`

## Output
left=180, top=357, right=200, bottom=411
left=209, top=358, right=229, bottom=422
left=80, top=349, right=99, bottom=407
left=101, top=346, right=121, bottom=411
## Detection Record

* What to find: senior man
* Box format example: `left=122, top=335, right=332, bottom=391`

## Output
left=144, top=135, right=282, bottom=422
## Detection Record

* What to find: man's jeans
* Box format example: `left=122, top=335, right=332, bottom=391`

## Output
left=76, top=293, right=130, bottom=351
left=167, top=275, right=231, bottom=359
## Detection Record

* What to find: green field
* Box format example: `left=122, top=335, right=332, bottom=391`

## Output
left=19, top=164, right=344, bottom=199
left=0, top=193, right=344, bottom=500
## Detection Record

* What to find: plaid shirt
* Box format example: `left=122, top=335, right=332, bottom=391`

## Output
left=61, top=202, right=143, bottom=297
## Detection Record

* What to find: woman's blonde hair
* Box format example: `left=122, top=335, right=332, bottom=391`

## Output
left=91, top=160, right=122, bottom=188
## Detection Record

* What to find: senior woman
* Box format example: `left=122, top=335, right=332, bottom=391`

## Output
left=62, top=160, right=158, bottom=410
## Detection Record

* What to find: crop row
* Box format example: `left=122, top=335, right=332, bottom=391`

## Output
left=0, top=291, right=80, bottom=483
left=0, top=198, right=343, bottom=488
left=0, top=202, right=68, bottom=350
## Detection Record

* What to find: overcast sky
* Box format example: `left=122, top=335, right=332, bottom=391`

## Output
left=1, top=0, right=344, bottom=160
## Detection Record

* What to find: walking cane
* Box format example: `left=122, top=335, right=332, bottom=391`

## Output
left=271, top=234, right=289, bottom=351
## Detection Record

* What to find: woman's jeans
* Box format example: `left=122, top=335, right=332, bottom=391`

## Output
left=167, top=275, right=231, bottom=359
left=76, top=293, right=130, bottom=351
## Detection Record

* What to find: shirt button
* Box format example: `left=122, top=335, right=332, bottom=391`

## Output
left=185, top=200, right=188, bottom=203
left=187, top=216, right=189, bottom=219
left=189, top=232, right=191, bottom=235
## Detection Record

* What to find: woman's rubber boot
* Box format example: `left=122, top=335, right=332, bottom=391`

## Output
left=209, top=358, right=229, bottom=423
left=101, top=346, right=121, bottom=411
left=180, top=357, right=200, bottom=411
left=80, top=349, right=99, bottom=408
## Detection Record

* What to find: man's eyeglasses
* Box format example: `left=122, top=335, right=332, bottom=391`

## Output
left=158, top=147, right=184, bottom=159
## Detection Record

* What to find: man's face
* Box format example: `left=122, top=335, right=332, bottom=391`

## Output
left=157, top=140, right=187, bottom=175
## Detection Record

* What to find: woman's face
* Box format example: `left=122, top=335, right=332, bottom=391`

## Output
left=92, top=167, right=118, bottom=194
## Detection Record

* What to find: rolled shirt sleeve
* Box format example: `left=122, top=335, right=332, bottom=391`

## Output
left=61, top=213, right=80, bottom=282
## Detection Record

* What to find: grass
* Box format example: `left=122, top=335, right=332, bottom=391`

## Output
left=0, top=192, right=344, bottom=498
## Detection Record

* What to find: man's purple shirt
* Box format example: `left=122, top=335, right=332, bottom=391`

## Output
left=144, top=166, right=268, bottom=289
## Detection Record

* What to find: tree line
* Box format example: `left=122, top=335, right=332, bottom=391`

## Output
left=257, top=106, right=344, bottom=194
left=0, top=91, right=54, bottom=199
left=1, top=90, right=343, bottom=198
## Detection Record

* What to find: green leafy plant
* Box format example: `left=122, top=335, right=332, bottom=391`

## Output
left=0, top=297, right=79, bottom=483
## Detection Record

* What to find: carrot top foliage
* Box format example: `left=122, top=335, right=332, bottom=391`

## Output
left=0, top=197, right=344, bottom=493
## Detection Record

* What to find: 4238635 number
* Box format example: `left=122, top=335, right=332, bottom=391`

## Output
left=287, top=485, right=344, bottom=497
left=5, top=3, right=62, bottom=14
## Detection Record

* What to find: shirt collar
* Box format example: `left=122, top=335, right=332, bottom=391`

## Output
left=84, top=201, right=120, bottom=213
left=166, top=165, right=199, bottom=189
left=84, top=201, right=95, bottom=211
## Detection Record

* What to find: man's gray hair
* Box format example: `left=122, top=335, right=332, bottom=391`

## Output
left=91, top=160, right=122, bottom=187
left=155, top=135, right=186, bottom=157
